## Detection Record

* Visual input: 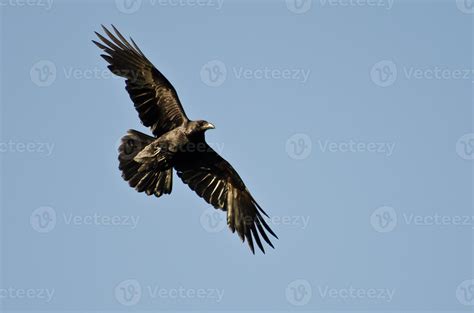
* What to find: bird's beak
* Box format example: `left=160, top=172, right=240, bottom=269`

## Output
left=205, top=123, right=215, bottom=130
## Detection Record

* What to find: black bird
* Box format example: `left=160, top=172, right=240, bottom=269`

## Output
left=93, top=25, right=277, bottom=254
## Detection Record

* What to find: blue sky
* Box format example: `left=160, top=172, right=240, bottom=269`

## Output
left=0, top=0, right=472, bottom=311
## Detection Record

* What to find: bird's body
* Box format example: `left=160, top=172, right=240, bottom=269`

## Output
left=132, top=121, right=213, bottom=169
left=94, top=25, right=277, bottom=253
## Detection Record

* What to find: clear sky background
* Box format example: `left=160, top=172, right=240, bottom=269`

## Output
left=0, top=0, right=472, bottom=312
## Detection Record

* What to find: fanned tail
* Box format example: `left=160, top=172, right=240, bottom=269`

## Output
left=118, top=129, right=173, bottom=197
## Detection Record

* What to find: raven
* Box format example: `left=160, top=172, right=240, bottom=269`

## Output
left=93, top=25, right=277, bottom=254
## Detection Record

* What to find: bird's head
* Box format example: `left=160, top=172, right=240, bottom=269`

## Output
left=187, top=120, right=215, bottom=134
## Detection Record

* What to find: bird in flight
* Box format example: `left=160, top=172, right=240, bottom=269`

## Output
left=93, top=25, right=277, bottom=254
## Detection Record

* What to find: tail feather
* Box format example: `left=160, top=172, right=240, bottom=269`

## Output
left=118, top=129, right=173, bottom=197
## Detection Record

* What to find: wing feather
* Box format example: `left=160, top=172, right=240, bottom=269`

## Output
left=94, top=25, right=188, bottom=137
left=174, top=143, right=277, bottom=254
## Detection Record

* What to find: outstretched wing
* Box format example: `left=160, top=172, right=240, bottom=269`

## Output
left=173, top=141, right=278, bottom=254
left=93, top=25, right=188, bottom=138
